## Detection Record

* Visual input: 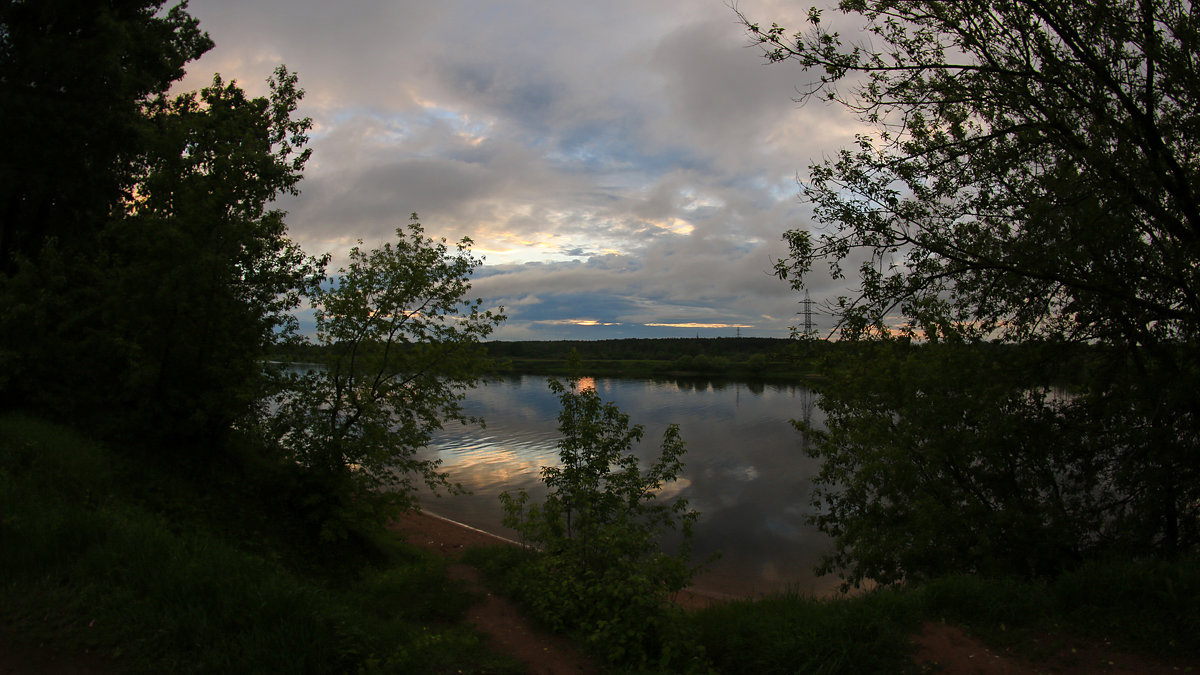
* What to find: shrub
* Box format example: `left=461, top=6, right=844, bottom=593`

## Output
left=499, top=377, right=704, bottom=668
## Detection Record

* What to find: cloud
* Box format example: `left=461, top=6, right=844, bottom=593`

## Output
left=178, top=0, right=863, bottom=339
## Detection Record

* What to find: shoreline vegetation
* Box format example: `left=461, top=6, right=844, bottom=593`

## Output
left=484, top=337, right=817, bottom=380
left=3, top=384, right=1198, bottom=673
left=271, top=336, right=1102, bottom=386
left=274, top=336, right=826, bottom=381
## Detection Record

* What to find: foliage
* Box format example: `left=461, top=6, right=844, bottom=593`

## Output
left=264, top=216, right=505, bottom=528
left=913, top=560, right=1200, bottom=660
left=1049, top=556, right=1200, bottom=655
left=690, top=554, right=1200, bottom=674
left=740, top=0, right=1200, bottom=581
left=804, top=342, right=1139, bottom=587
left=472, top=337, right=806, bottom=380
left=745, top=0, right=1200, bottom=346
left=1, top=1, right=507, bottom=548
left=800, top=338, right=1200, bottom=586
left=690, top=588, right=918, bottom=675
left=0, top=2, right=325, bottom=449
left=499, top=376, right=703, bottom=668
left=0, top=0, right=212, bottom=270
left=0, top=413, right=523, bottom=674
left=100, top=65, right=324, bottom=442
left=746, top=352, right=769, bottom=372
left=484, top=337, right=790, bottom=363
left=6, top=413, right=1197, bottom=674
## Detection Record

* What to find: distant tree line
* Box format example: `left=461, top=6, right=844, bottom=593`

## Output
left=278, top=336, right=812, bottom=378
left=484, top=337, right=789, bottom=363
left=276, top=335, right=1106, bottom=383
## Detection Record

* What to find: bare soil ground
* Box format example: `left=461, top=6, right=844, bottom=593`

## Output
left=911, top=622, right=1196, bottom=674
left=388, top=511, right=599, bottom=675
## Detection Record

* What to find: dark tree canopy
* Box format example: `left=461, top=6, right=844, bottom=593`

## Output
left=0, top=1, right=507, bottom=554
left=0, top=3, right=324, bottom=448
left=746, top=0, right=1199, bottom=347
left=98, top=67, right=325, bottom=440
left=742, top=0, right=1200, bottom=584
left=0, top=0, right=212, bottom=270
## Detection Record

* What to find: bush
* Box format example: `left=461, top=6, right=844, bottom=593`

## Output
left=499, top=377, right=705, bottom=668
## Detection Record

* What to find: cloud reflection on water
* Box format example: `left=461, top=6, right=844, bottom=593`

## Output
left=417, top=374, right=840, bottom=597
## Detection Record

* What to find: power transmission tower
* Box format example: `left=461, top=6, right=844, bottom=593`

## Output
left=801, top=290, right=814, bottom=338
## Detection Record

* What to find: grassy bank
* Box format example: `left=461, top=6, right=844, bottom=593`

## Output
left=5, top=411, right=1197, bottom=674
left=692, top=564, right=1200, bottom=674
left=0, top=413, right=522, bottom=674
left=467, top=543, right=1200, bottom=674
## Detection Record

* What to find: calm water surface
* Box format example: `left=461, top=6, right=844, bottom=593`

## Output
left=416, top=374, right=839, bottom=598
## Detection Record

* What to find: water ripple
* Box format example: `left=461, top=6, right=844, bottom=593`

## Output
left=414, top=376, right=839, bottom=597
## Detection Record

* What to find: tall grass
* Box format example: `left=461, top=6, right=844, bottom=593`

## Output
left=688, top=588, right=920, bottom=675
left=686, top=561, right=1200, bottom=674
left=1052, top=558, right=1200, bottom=654
left=0, top=413, right=521, bottom=674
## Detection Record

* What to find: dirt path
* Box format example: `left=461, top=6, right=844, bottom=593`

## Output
left=911, top=621, right=1195, bottom=675
left=388, top=511, right=598, bottom=675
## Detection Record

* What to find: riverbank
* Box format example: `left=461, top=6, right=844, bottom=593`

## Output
left=394, top=510, right=1200, bottom=675
left=391, top=510, right=734, bottom=610
left=4, top=412, right=1197, bottom=674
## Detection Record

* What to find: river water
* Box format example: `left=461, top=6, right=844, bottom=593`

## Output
left=416, top=374, right=840, bottom=598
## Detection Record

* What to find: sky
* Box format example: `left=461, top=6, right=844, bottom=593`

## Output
left=175, top=0, right=865, bottom=341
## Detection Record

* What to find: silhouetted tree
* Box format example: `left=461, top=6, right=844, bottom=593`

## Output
left=743, top=0, right=1200, bottom=581
left=0, top=3, right=323, bottom=450
left=264, top=217, right=504, bottom=527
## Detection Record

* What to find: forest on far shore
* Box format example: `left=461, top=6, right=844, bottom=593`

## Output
left=272, top=336, right=1103, bottom=383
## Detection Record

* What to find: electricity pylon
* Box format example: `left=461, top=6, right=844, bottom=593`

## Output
left=800, top=290, right=814, bottom=339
